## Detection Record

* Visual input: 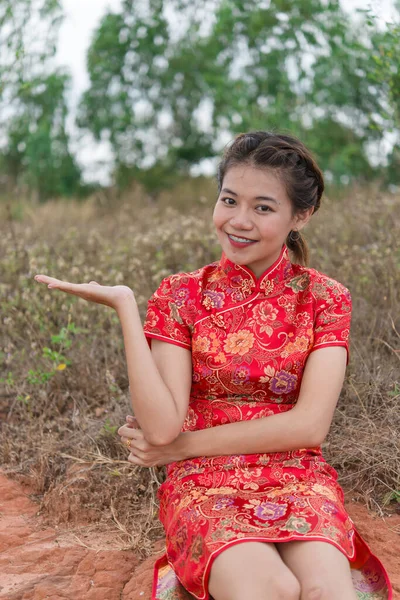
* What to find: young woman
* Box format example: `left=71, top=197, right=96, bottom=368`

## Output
left=35, top=132, right=392, bottom=600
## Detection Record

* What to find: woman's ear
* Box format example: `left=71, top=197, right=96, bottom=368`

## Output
left=295, top=207, right=314, bottom=231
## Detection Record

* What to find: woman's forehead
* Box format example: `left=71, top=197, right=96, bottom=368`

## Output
left=221, top=165, right=288, bottom=201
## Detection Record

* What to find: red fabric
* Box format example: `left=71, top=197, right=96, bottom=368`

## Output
left=143, top=245, right=390, bottom=600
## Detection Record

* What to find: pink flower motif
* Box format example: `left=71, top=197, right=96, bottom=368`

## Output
left=293, top=312, right=311, bottom=327
left=224, top=330, right=255, bottom=356
left=251, top=302, right=278, bottom=336
left=184, top=407, right=198, bottom=430
left=146, top=309, right=159, bottom=328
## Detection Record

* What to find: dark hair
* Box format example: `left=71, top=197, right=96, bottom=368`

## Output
left=217, top=131, right=324, bottom=265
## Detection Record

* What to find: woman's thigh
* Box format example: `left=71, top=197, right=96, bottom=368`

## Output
left=208, top=541, right=300, bottom=600
left=277, top=540, right=357, bottom=600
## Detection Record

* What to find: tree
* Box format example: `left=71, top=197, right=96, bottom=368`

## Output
left=367, top=6, right=400, bottom=185
left=78, top=0, right=399, bottom=192
left=0, top=0, right=82, bottom=199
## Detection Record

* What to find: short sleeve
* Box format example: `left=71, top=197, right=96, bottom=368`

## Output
left=310, top=276, right=352, bottom=363
left=143, top=274, right=193, bottom=350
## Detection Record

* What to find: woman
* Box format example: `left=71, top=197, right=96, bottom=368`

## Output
left=35, top=132, right=392, bottom=600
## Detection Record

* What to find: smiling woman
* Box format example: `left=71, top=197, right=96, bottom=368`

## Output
left=213, top=165, right=313, bottom=276
left=116, top=132, right=393, bottom=600
left=114, top=131, right=394, bottom=600
left=36, top=130, right=390, bottom=600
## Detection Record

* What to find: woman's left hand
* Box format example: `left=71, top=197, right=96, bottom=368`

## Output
left=118, top=417, right=186, bottom=467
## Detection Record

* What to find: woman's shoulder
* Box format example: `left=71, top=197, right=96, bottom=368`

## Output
left=153, top=260, right=220, bottom=297
left=291, top=263, right=351, bottom=303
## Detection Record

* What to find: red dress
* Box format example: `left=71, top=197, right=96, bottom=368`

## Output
left=143, top=244, right=392, bottom=600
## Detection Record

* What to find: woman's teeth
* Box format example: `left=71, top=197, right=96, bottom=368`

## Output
left=228, top=234, right=256, bottom=243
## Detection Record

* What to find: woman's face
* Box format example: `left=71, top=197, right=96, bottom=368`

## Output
left=213, top=164, right=312, bottom=278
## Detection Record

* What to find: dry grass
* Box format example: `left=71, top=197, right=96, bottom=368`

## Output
left=0, top=179, right=399, bottom=554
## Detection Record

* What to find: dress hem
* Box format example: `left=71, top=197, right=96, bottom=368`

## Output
left=152, top=529, right=393, bottom=600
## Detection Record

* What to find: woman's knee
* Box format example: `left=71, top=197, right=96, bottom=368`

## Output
left=231, top=572, right=300, bottom=600
left=208, top=542, right=300, bottom=600
left=210, top=574, right=300, bottom=600
left=277, top=574, right=301, bottom=599
left=300, top=582, right=330, bottom=600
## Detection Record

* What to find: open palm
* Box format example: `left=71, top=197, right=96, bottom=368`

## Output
left=33, top=275, right=134, bottom=311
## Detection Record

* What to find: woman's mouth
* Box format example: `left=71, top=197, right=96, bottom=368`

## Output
left=227, top=233, right=258, bottom=248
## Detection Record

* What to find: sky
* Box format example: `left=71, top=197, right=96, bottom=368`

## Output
left=57, top=0, right=398, bottom=184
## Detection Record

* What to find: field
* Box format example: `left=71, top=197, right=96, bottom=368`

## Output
left=1, top=179, right=399, bottom=556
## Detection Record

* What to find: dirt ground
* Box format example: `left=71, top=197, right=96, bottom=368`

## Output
left=0, top=471, right=399, bottom=600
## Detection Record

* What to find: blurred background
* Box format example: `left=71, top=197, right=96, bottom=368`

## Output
left=1, top=0, right=400, bottom=199
left=0, top=0, right=399, bottom=550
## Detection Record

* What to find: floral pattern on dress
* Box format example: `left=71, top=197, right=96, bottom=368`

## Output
left=144, top=245, right=391, bottom=600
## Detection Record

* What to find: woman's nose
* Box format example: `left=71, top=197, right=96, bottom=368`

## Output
left=229, top=211, right=253, bottom=230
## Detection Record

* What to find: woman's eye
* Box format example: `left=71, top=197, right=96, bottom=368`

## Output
left=256, top=205, right=273, bottom=212
left=221, top=197, right=236, bottom=205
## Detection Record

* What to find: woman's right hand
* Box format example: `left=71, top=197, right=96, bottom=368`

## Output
left=33, top=275, right=135, bottom=311
left=118, top=415, right=187, bottom=466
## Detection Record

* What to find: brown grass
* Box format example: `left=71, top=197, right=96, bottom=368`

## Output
left=0, top=179, right=399, bottom=554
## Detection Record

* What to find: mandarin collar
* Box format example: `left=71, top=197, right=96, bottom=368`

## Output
left=218, top=244, right=293, bottom=300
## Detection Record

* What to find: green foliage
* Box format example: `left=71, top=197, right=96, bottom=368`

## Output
left=101, top=419, right=119, bottom=436
left=1, top=321, right=81, bottom=390
left=367, top=14, right=400, bottom=185
left=78, top=0, right=400, bottom=191
left=0, top=0, right=83, bottom=199
left=0, top=371, right=15, bottom=386
left=383, top=489, right=400, bottom=506
left=26, top=368, right=56, bottom=385
left=1, top=1, right=399, bottom=197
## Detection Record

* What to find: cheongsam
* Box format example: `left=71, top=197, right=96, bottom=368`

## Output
left=143, top=244, right=392, bottom=600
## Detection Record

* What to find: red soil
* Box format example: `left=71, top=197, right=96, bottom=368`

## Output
left=0, top=472, right=399, bottom=600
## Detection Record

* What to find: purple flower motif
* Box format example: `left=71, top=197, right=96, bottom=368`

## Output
left=214, top=497, right=235, bottom=510
left=203, top=290, right=225, bottom=309
left=200, top=365, right=212, bottom=377
left=231, top=276, right=243, bottom=285
left=269, top=370, right=298, bottom=395
left=232, top=365, right=250, bottom=385
left=229, top=289, right=244, bottom=302
left=254, top=501, right=287, bottom=521
left=321, top=501, right=337, bottom=516
left=173, top=287, right=190, bottom=307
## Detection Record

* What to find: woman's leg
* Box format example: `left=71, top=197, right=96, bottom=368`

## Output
left=277, top=541, right=357, bottom=600
left=208, top=541, right=300, bottom=600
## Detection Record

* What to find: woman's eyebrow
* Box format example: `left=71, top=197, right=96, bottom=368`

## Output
left=221, top=187, right=278, bottom=204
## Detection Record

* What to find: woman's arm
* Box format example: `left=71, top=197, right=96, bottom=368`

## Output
left=119, top=346, right=347, bottom=464
left=33, top=276, right=192, bottom=446
left=114, top=297, right=192, bottom=446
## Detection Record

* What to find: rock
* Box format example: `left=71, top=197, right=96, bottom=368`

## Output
left=0, top=472, right=138, bottom=600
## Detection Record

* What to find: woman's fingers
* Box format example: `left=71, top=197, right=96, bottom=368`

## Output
left=128, top=453, right=145, bottom=466
left=35, top=275, right=100, bottom=291
left=34, top=274, right=65, bottom=288
left=34, top=274, right=86, bottom=295
left=34, top=275, right=135, bottom=310
left=118, top=424, right=131, bottom=437
left=126, top=415, right=139, bottom=428
left=118, top=424, right=143, bottom=440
